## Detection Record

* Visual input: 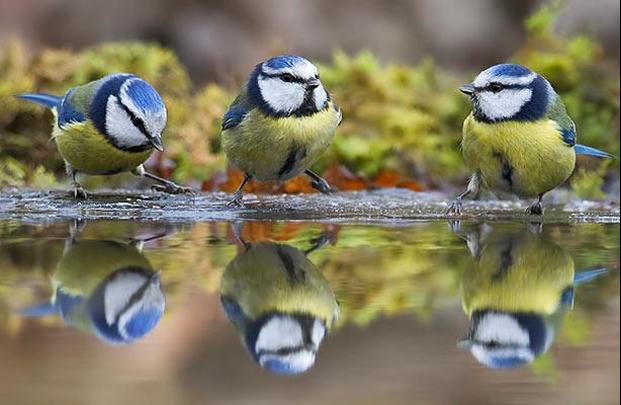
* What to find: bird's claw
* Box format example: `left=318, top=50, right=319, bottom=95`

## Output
left=311, top=178, right=333, bottom=194
left=72, top=186, right=87, bottom=200
left=525, top=202, right=543, bottom=215
left=226, top=192, right=244, bottom=207
left=151, top=182, right=194, bottom=195
left=446, top=199, right=462, bottom=216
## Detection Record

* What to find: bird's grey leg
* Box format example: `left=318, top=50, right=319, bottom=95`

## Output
left=65, top=219, right=86, bottom=251
left=447, top=172, right=481, bottom=215
left=132, top=165, right=193, bottom=195
left=526, top=193, right=544, bottom=215
left=230, top=222, right=250, bottom=249
left=227, top=174, right=251, bottom=207
left=305, top=169, right=333, bottom=194
left=66, top=162, right=87, bottom=199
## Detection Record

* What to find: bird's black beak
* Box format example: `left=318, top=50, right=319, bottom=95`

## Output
left=150, top=135, right=164, bottom=152
left=459, top=83, right=476, bottom=95
left=306, top=78, right=320, bottom=90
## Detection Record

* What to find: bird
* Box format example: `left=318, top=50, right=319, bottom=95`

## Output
left=220, top=231, right=339, bottom=375
left=457, top=224, right=609, bottom=369
left=221, top=54, right=342, bottom=206
left=20, top=237, right=166, bottom=344
left=17, top=73, right=192, bottom=198
left=448, top=63, right=614, bottom=215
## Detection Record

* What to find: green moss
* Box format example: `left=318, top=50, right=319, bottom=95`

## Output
left=0, top=2, right=618, bottom=195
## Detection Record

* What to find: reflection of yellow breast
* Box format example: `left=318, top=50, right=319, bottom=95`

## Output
left=52, top=119, right=152, bottom=175
left=461, top=233, right=574, bottom=315
left=222, top=103, right=339, bottom=181
left=462, top=114, right=575, bottom=197
left=53, top=240, right=153, bottom=296
left=220, top=243, right=338, bottom=328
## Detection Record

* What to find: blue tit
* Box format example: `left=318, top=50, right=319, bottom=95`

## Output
left=17, top=74, right=191, bottom=198
left=21, top=238, right=166, bottom=344
left=458, top=225, right=608, bottom=369
left=448, top=63, right=614, bottom=215
left=221, top=55, right=342, bottom=206
left=220, top=240, right=338, bottom=375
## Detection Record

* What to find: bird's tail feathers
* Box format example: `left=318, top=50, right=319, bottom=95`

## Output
left=18, top=301, right=57, bottom=317
left=575, top=144, right=616, bottom=159
left=574, top=267, right=609, bottom=286
left=16, top=93, right=62, bottom=109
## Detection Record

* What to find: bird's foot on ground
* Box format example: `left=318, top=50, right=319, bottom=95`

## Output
left=525, top=201, right=543, bottom=215
left=226, top=192, right=245, bottom=207
left=152, top=181, right=194, bottom=195
left=72, top=185, right=87, bottom=200
left=446, top=199, right=462, bottom=216
left=310, top=177, right=334, bottom=194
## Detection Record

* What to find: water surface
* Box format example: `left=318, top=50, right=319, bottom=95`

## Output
left=0, top=220, right=618, bottom=404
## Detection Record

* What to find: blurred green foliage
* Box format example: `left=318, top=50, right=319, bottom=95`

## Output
left=0, top=3, right=618, bottom=196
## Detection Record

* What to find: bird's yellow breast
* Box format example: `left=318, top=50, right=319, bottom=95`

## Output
left=53, top=240, right=153, bottom=297
left=220, top=243, right=338, bottom=328
left=222, top=102, right=340, bottom=181
left=461, top=235, right=575, bottom=316
left=462, top=114, right=576, bottom=197
left=52, top=119, right=152, bottom=175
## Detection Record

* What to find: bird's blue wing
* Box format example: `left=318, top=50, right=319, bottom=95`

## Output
left=222, top=92, right=253, bottom=131
left=57, top=89, right=87, bottom=129
left=17, top=89, right=87, bottom=129
left=561, top=127, right=576, bottom=147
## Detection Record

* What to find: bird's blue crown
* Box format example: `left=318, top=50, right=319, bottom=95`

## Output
left=264, top=54, right=309, bottom=70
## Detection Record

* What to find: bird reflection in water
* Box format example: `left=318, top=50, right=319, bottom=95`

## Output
left=456, top=224, right=608, bottom=369
left=21, top=224, right=167, bottom=345
left=220, top=223, right=339, bottom=375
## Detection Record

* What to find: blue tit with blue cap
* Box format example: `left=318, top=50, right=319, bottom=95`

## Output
left=21, top=236, right=166, bottom=344
left=221, top=55, right=342, bottom=206
left=220, top=231, right=338, bottom=375
left=457, top=224, right=609, bottom=369
left=17, top=73, right=191, bottom=198
left=449, top=63, right=614, bottom=215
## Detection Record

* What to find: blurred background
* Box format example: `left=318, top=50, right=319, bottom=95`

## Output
left=2, top=0, right=619, bottom=82
left=0, top=0, right=619, bottom=197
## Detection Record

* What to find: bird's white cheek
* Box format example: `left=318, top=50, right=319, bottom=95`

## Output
left=478, top=89, right=532, bottom=121
left=105, top=96, right=149, bottom=148
left=313, top=86, right=328, bottom=110
left=258, top=78, right=305, bottom=114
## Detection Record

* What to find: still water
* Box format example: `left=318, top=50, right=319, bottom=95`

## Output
left=0, top=220, right=618, bottom=405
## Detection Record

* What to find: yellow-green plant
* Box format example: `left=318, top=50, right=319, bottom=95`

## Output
left=0, top=2, right=618, bottom=196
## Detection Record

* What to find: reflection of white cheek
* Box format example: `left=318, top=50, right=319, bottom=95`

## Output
left=479, top=89, right=532, bottom=121
left=258, top=78, right=305, bottom=114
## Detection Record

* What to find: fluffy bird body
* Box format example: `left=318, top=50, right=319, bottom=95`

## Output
left=52, top=118, right=153, bottom=175
left=222, top=98, right=339, bottom=182
left=18, top=74, right=189, bottom=197
left=462, top=114, right=576, bottom=198
left=451, top=63, right=613, bottom=215
left=221, top=55, right=341, bottom=205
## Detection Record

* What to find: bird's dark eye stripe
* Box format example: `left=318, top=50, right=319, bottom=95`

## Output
left=118, top=100, right=150, bottom=138
left=262, top=72, right=305, bottom=83
left=479, top=83, right=524, bottom=92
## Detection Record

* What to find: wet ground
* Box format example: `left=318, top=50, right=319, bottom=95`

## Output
left=0, top=216, right=619, bottom=405
left=0, top=189, right=619, bottom=223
